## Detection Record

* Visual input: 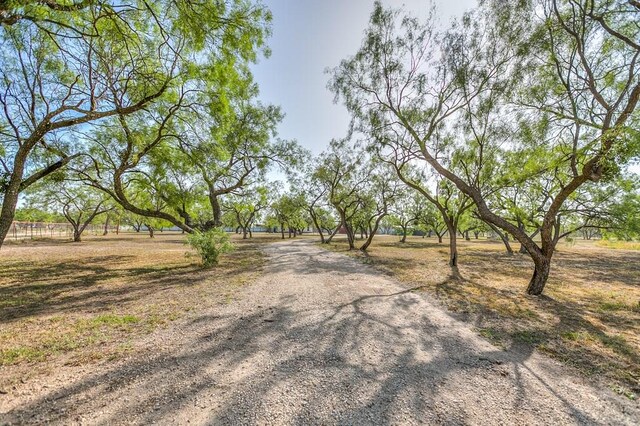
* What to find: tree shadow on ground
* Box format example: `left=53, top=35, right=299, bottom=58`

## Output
left=0, top=255, right=202, bottom=323
left=431, top=271, right=640, bottom=394
left=3, top=283, right=628, bottom=425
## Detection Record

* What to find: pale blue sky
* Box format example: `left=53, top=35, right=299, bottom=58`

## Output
left=251, top=0, right=477, bottom=155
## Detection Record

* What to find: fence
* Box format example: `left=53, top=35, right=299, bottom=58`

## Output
left=7, top=221, right=129, bottom=241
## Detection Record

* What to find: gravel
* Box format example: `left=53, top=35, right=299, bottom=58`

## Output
left=1, top=239, right=638, bottom=425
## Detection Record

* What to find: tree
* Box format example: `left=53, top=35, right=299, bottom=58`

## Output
left=386, top=189, right=426, bottom=243
left=331, top=0, right=640, bottom=294
left=27, top=176, right=111, bottom=242
left=297, top=160, right=340, bottom=244
left=0, top=0, right=273, bottom=248
left=269, top=192, right=306, bottom=239
left=223, top=186, right=268, bottom=239
left=172, top=101, right=296, bottom=228
left=312, top=139, right=400, bottom=251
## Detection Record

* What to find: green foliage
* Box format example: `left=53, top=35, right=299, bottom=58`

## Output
left=186, top=228, right=234, bottom=267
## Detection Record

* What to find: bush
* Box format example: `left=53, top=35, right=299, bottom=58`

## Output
left=186, top=228, right=234, bottom=267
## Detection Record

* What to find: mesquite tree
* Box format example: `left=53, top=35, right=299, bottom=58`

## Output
left=0, top=0, right=273, bottom=248
left=222, top=187, right=268, bottom=239
left=331, top=0, right=640, bottom=295
left=27, top=176, right=112, bottom=242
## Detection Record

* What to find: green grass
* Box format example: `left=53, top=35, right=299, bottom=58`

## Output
left=0, top=314, right=142, bottom=366
left=82, top=314, right=140, bottom=328
left=0, top=347, right=48, bottom=365
left=596, top=240, right=640, bottom=250
left=599, top=301, right=640, bottom=313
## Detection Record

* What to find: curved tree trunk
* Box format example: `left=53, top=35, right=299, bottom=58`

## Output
left=310, top=210, right=326, bottom=243
left=488, top=222, right=513, bottom=255
left=0, top=151, right=26, bottom=249
left=519, top=228, right=540, bottom=254
left=527, top=254, right=551, bottom=295
left=325, top=226, right=340, bottom=244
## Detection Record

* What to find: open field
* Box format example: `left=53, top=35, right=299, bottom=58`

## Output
left=0, top=233, right=284, bottom=391
left=2, top=238, right=638, bottom=424
left=323, top=236, right=640, bottom=399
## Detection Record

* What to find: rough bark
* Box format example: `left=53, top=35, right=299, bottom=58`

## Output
left=0, top=147, right=27, bottom=249
left=526, top=254, right=551, bottom=295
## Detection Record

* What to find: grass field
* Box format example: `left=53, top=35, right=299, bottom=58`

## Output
left=2, top=232, right=638, bottom=400
left=0, top=232, right=281, bottom=389
left=323, top=235, right=640, bottom=399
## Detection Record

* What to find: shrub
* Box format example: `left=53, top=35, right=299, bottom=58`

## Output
left=186, top=228, right=234, bottom=267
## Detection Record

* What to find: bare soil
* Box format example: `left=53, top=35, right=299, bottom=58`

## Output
left=1, top=237, right=638, bottom=425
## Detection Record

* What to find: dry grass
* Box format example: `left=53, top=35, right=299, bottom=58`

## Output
left=0, top=232, right=277, bottom=389
left=323, top=235, right=640, bottom=399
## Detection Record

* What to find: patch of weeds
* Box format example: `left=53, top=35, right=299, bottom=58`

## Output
left=511, top=330, right=547, bottom=345
left=599, top=301, right=640, bottom=313
left=599, top=301, right=628, bottom=312
left=76, top=314, right=140, bottom=332
left=598, top=334, right=635, bottom=358
left=477, top=327, right=503, bottom=343
left=611, top=385, right=637, bottom=401
left=561, top=330, right=595, bottom=343
left=0, top=347, right=47, bottom=365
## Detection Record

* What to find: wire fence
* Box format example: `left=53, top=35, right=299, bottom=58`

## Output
left=7, top=221, right=128, bottom=240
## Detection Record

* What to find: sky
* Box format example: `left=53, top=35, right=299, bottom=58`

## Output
left=250, top=0, right=478, bottom=156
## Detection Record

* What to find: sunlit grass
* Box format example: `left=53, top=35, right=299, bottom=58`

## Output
left=0, top=233, right=269, bottom=386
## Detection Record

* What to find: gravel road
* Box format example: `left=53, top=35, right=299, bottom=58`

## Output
left=2, top=239, right=638, bottom=425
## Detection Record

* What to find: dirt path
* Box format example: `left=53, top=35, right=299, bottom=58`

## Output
left=1, top=240, right=638, bottom=425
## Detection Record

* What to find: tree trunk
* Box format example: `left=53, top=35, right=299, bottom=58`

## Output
left=488, top=223, right=513, bottom=255
left=360, top=214, right=386, bottom=251
left=103, top=214, right=110, bottom=236
left=519, top=228, right=540, bottom=254
left=242, top=227, right=248, bottom=239
left=310, top=211, right=325, bottom=243
left=325, top=226, right=340, bottom=244
left=437, top=233, right=443, bottom=243
left=210, top=193, right=223, bottom=227
left=465, top=230, right=470, bottom=241
left=0, top=150, right=27, bottom=249
left=281, top=224, right=285, bottom=239
left=447, top=224, right=460, bottom=278
left=146, top=225, right=154, bottom=238
left=345, top=222, right=356, bottom=250
left=73, top=228, right=82, bottom=242
left=526, top=254, right=551, bottom=295
left=400, top=227, right=407, bottom=243
left=474, top=231, right=480, bottom=239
